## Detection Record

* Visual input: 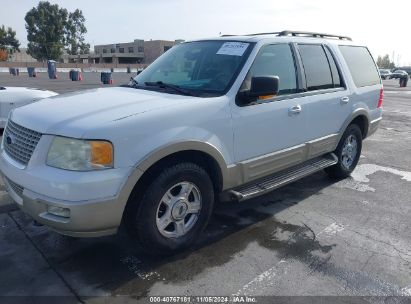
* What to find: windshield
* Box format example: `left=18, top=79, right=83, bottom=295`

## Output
left=134, top=40, right=253, bottom=97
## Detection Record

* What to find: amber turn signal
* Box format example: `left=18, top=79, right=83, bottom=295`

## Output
left=258, top=95, right=276, bottom=100
left=90, top=141, right=113, bottom=168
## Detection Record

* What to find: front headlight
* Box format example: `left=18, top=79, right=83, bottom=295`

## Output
left=46, top=137, right=113, bottom=171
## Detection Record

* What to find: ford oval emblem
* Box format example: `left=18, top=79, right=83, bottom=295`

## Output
left=6, top=135, right=14, bottom=145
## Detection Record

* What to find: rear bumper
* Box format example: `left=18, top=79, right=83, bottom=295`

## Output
left=367, top=117, right=382, bottom=138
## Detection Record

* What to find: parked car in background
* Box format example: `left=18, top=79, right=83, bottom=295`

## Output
left=390, top=70, right=409, bottom=79
left=395, top=66, right=411, bottom=76
left=0, top=87, right=58, bottom=130
left=0, top=31, right=383, bottom=255
left=379, top=69, right=391, bottom=80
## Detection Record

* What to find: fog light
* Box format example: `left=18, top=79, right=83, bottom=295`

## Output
left=47, top=205, right=70, bottom=218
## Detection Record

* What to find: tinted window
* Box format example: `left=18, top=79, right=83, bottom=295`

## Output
left=339, top=46, right=380, bottom=87
left=324, top=46, right=343, bottom=87
left=241, top=44, right=298, bottom=95
left=298, top=44, right=333, bottom=91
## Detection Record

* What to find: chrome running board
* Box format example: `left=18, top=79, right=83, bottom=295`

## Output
left=223, top=153, right=338, bottom=202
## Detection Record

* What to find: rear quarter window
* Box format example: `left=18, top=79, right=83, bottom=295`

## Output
left=339, top=45, right=380, bottom=87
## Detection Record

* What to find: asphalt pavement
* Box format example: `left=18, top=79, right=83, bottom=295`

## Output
left=0, top=74, right=410, bottom=303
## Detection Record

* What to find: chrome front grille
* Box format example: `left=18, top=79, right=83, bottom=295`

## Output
left=3, top=120, right=42, bottom=166
left=4, top=177, right=24, bottom=197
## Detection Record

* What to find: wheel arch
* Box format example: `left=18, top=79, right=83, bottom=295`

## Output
left=136, top=141, right=228, bottom=184
left=339, top=109, right=370, bottom=142
left=350, top=115, right=369, bottom=139
left=118, top=141, right=229, bottom=223
left=137, top=146, right=226, bottom=195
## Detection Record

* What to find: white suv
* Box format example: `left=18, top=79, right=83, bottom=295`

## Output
left=0, top=31, right=383, bottom=254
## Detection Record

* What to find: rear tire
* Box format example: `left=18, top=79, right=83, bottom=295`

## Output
left=325, top=124, right=362, bottom=179
left=125, top=162, right=214, bottom=255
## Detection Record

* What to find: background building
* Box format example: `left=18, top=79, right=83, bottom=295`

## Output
left=143, top=40, right=179, bottom=64
left=94, top=39, right=145, bottom=64
left=64, top=39, right=182, bottom=64
left=8, top=48, right=37, bottom=62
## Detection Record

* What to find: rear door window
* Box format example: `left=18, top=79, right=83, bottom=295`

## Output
left=339, top=45, right=380, bottom=87
left=298, top=44, right=334, bottom=91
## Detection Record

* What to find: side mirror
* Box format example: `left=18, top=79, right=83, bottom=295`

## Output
left=249, top=76, right=279, bottom=97
left=237, top=76, right=279, bottom=105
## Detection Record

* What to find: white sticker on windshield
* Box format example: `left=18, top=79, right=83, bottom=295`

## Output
left=216, top=42, right=249, bottom=56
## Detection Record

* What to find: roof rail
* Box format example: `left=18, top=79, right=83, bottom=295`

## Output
left=277, top=30, right=352, bottom=41
left=221, top=30, right=352, bottom=41
left=220, top=32, right=281, bottom=37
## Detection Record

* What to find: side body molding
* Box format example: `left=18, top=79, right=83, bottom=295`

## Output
left=230, top=133, right=339, bottom=186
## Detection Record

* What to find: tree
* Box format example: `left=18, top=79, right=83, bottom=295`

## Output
left=65, top=9, right=90, bottom=55
left=376, top=54, right=395, bottom=69
left=25, top=2, right=68, bottom=60
left=25, top=1, right=89, bottom=61
left=0, top=25, right=20, bottom=57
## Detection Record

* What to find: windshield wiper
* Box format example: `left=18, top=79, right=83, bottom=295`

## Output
left=144, top=81, right=196, bottom=96
left=120, top=77, right=139, bottom=88
left=129, top=77, right=139, bottom=87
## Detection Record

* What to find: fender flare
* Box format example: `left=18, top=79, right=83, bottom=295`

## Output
left=116, top=141, right=230, bottom=211
left=336, top=108, right=370, bottom=145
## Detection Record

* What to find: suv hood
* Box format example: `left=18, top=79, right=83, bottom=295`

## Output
left=10, top=87, right=192, bottom=137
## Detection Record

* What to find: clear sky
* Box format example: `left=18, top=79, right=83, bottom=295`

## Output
left=1, top=0, right=411, bottom=66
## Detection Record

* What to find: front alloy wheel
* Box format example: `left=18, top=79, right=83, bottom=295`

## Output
left=156, top=182, right=202, bottom=238
left=125, top=162, right=214, bottom=255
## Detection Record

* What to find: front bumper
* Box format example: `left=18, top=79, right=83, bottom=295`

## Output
left=3, top=174, right=121, bottom=237
left=0, top=145, right=137, bottom=237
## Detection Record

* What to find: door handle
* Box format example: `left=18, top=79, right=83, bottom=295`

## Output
left=289, top=105, right=302, bottom=115
left=340, top=96, right=350, bottom=104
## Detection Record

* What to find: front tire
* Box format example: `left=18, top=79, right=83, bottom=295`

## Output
left=325, top=124, right=362, bottom=179
left=125, top=162, right=214, bottom=255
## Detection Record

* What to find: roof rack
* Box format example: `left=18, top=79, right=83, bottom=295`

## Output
left=277, top=30, right=352, bottom=41
left=221, top=30, right=352, bottom=41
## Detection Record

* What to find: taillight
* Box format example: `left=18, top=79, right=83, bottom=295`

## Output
left=377, top=88, right=384, bottom=108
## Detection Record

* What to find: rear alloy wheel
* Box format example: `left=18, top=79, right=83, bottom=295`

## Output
left=325, top=124, right=362, bottom=178
left=341, top=134, right=358, bottom=170
left=125, top=162, right=214, bottom=255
